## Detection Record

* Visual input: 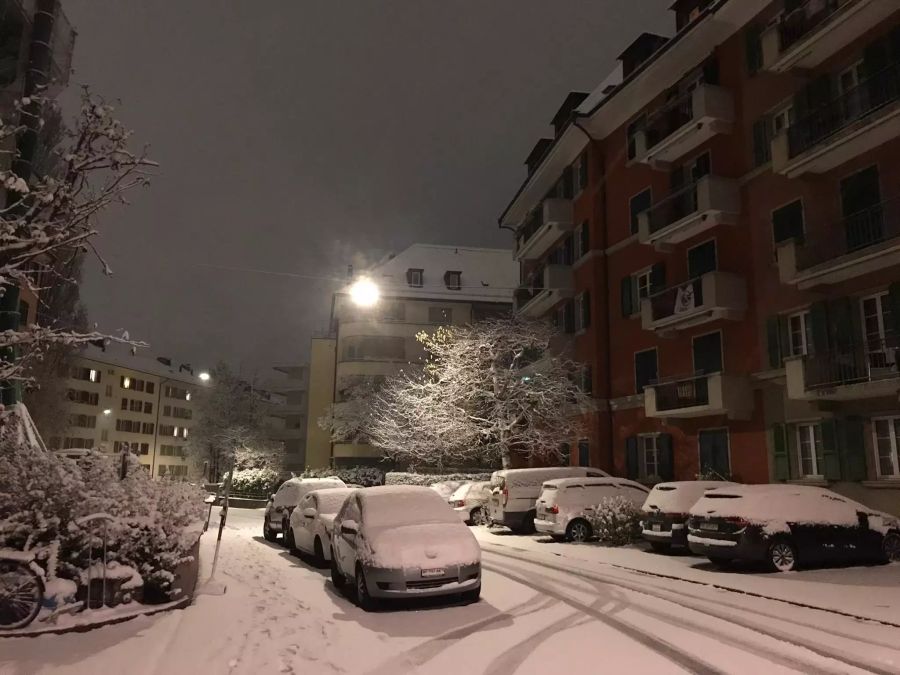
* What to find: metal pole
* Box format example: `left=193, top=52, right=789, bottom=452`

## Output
left=101, top=521, right=108, bottom=607
left=208, top=465, right=233, bottom=583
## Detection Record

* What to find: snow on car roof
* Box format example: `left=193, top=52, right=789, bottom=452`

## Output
left=542, top=477, right=644, bottom=489
left=359, top=485, right=458, bottom=528
left=689, top=484, right=865, bottom=526
left=502, top=467, right=607, bottom=487
left=642, top=481, right=736, bottom=514
left=309, top=487, right=355, bottom=515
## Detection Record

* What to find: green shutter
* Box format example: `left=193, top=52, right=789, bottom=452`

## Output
left=819, top=419, right=842, bottom=481
left=625, top=436, right=639, bottom=479
left=839, top=417, right=867, bottom=482
left=772, top=423, right=790, bottom=481
left=621, top=276, right=634, bottom=317
left=767, top=316, right=783, bottom=368
left=810, top=301, right=830, bottom=354
left=658, top=434, right=674, bottom=482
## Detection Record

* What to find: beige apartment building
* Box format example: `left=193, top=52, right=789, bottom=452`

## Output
left=56, top=346, right=208, bottom=478
left=305, top=244, right=517, bottom=468
left=257, top=364, right=309, bottom=472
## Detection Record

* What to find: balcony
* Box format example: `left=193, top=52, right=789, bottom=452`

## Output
left=772, top=63, right=900, bottom=177
left=514, top=264, right=574, bottom=318
left=777, top=196, right=900, bottom=289
left=785, top=339, right=900, bottom=401
left=641, top=271, right=746, bottom=334
left=638, top=175, right=740, bottom=249
left=514, top=199, right=574, bottom=262
left=761, top=0, right=897, bottom=73
left=645, top=372, right=753, bottom=420
left=633, top=84, right=734, bottom=166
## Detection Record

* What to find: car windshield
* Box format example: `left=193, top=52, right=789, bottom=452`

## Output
left=363, top=491, right=458, bottom=529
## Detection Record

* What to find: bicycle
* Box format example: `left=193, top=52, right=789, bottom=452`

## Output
left=0, top=552, right=44, bottom=630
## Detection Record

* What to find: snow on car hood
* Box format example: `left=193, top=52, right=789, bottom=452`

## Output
left=362, top=522, right=481, bottom=571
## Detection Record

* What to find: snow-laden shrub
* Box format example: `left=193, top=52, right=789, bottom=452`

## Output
left=0, top=441, right=205, bottom=602
left=385, top=471, right=492, bottom=487
left=586, top=496, right=642, bottom=547
left=302, top=466, right=384, bottom=487
left=230, top=467, right=280, bottom=495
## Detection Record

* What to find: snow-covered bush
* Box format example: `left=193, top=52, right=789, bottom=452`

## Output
left=586, top=496, right=642, bottom=547
left=0, top=440, right=205, bottom=603
left=302, top=466, right=384, bottom=487
left=230, top=467, right=280, bottom=495
left=385, top=471, right=492, bottom=487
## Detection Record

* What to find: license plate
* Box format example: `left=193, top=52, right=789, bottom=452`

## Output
left=652, top=524, right=661, bottom=532
left=700, top=522, right=718, bottom=531
left=421, top=568, right=445, bottom=578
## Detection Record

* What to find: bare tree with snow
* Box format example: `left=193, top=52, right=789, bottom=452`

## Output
left=370, top=317, right=593, bottom=469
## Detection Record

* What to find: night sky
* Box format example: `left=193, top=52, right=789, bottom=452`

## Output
left=61, top=0, right=672, bottom=377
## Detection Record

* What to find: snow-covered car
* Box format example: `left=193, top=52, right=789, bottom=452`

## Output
left=330, top=485, right=481, bottom=611
left=641, top=481, right=736, bottom=552
left=263, top=477, right=346, bottom=542
left=534, top=477, right=649, bottom=542
left=688, top=485, right=900, bottom=572
left=449, top=481, right=492, bottom=525
left=488, top=467, right=609, bottom=534
left=429, top=480, right=468, bottom=501
left=286, top=487, right=356, bottom=564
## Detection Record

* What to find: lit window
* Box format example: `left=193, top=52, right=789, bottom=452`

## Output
left=123, top=377, right=131, bottom=389
left=796, top=423, right=823, bottom=477
left=89, top=369, right=99, bottom=383
left=185, top=392, right=191, bottom=401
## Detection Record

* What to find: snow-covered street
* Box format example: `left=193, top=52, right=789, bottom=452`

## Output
left=3, top=507, right=900, bottom=674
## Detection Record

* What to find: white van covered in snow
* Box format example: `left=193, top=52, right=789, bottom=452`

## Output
left=488, top=466, right=609, bottom=534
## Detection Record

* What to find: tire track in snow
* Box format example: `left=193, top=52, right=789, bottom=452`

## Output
left=482, top=612, right=594, bottom=675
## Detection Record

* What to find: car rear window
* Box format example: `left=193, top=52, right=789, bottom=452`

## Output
left=542, top=484, right=558, bottom=491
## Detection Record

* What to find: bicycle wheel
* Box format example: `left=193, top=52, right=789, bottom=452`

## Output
left=0, top=561, right=44, bottom=629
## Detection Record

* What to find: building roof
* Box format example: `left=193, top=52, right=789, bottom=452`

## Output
left=344, top=243, right=517, bottom=303
left=74, top=344, right=207, bottom=386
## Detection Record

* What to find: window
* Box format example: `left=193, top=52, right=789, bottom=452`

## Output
left=444, top=271, right=462, bottom=291
left=144, top=402, right=152, bottom=414
left=575, top=292, right=591, bottom=331
left=105, top=384, right=112, bottom=397
left=771, top=104, right=793, bottom=137
left=751, top=116, right=771, bottom=167
left=70, top=367, right=100, bottom=383
left=67, top=389, right=99, bottom=405
left=161, top=445, right=185, bottom=458
left=687, top=240, right=717, bottom=278
left=745, top=23, right=763, bottom=76
left=557, top=300, right=575, bottom=334
left=873, top=417, right=900, bottom=478
left=115, top=419, right=142, bottom=433
left=121, top=397, right=128, bottom=410
left=100, top=430, right=108, bottom=442
left=772, top=200, right=804, bottom=244
left=630, top=188, right=652, bottom=235
left=699, top=429, right=730, bottom=477
left=406, top=268, right=423, bottom=288
left=622, top=263, right=664, bottom=317
left=428, top=307, right=453, bottom=324
left=573, top=153, right=589, bottom=194
left=692, top=332, right=723, bottom=374
left=641, top=435, right=660, bottom=480
left=381, top=301, right=406, bottom=321
left=146, top=382, right=155, bottom=394
left=580, top=365, right=593, bottom=395
left=160, top=425, right=176, bottom=437
left=171, top=406, right=192, bottom=420
left=142, top=423, right=155, bottom=435
left=578, top=439, right=590, bottom=467
left=63, top=437, right=93, bottom=450
left=635, top=270, right=652, bottom=302
left=797, top=423, right=823, bottom=477
left=120, top=376, right=148, bottom=392
left=341, top=335, right=406, bottom=361
left=788, top=311, right=812, bottom=356
left=634, top=349, right=658, bottom=393
left=626, top=115, right=645, bottom=161
left=165, top=385, right=190, bottom=400
left=575, top=221, right=590, bottom=259
left=68, top=414, right=96, bottom=429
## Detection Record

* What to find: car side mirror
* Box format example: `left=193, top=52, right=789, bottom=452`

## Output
left=857, top=511, right=869, bottom=529
left=341, top=520, right=358, bottom=536
left=303, top=507, right=316, bottom=518
left=269, top=494, right=276, bottom=502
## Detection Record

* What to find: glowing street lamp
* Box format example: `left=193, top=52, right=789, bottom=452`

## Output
left=198, top=371, right=211, bottom=382
left=349, top=277, right=380, bottom=307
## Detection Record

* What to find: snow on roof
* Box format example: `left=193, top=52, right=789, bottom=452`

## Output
left=344, top=243, right=517, bottom=304
left=309, top=487, right=355, bottom=515
left=543, top=476, right=633, bottom=488
left=642, top=481, right=736, bottom=514
left=359, top=485, right=459, bottom=527
left=574, top=62, right=624, bottom=117
left=75, top=344, right=205, bottom=386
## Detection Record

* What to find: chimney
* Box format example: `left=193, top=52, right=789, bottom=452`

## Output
left=156, top=356, right=172, bottom=366
left=618, top=33, right=669, bottom=79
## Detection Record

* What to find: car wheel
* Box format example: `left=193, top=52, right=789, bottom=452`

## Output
left=263, top=516, right=276, bottom=542
left=314, top=537, right=326, bottom=567
left=355, top=565, right=376, bottom=612
left=330, top=550, right=344, bottom=589
left=285, top=525, right=298, bottom=554
left=469, top=507, right=486, bottom=526
left=650, top=542, right=671, bottom=554
left=882, top=532, right=900, bottom=563
left=460, top=585, right=481, bottom=605
left=767, top=538, right=798, bottom=573
left=521, top=511, right=537, bottom=535
left=280, top=519, right=291, bottom=547
left=565, top=519, right=592, bottom=543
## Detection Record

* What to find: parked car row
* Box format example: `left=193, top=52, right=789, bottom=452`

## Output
left=264, top=477, right=482, bottom=610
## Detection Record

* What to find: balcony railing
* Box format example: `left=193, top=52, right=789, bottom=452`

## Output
left=777, top=0, right=843, bottom=54
left=788, top=62, right=900, bottom=159
left=804, top=338, right=898, bottom=390
left=517, top=210, right=544, bottom=252
left=652, top=374, right=711, bottom=412
left=515, top=198, right=574, bottom=261
left=515, top=267, right=546, bottom=308
left=649, top=278, right=703, bottom=322
left=644, top=89, right=695, bottom=152
left=797, top=195, right=900, bottom=271
left=646, top=180, right=701, bottom=235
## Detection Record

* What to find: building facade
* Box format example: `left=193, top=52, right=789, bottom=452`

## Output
left=500, top=0, right=900, bottom=514
left=56, top=346, right=208, bottom=478
left=305, top=244, right=517, bottom=468
left=258, top=364, right=309, bottom=472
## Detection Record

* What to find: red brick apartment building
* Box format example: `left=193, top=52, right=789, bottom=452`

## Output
left=501, top=0, right=900, bottom=514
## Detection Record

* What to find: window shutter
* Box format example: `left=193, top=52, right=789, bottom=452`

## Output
left=819, top=419, right=842, bottom=481
left=772, top=423, right=790, bottom=481
left=839, top=417, right=867, bottom=481
left=809, top=301, right=830, bottom=354
left=658, top=434, right=674, bottom=481
left=625, top=436, right=639, bottom=480
left=621, top=276, right=634, bottom=317
left=766, top=316, right=783, bottom=368
left=650, top=262, right=666, bottom=294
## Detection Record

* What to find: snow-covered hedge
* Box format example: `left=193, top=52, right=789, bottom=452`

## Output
left=385, top=471, right=492, bottom=487
left=301, top=466, right=384, bottom=487
left=586, top=496, right=642, bottom=547
left=0, top=439, right=206, bottom=603
left=230, top=467, right=281, bottom=495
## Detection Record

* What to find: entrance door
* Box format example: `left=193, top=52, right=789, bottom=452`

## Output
left=861, top=293, right=896, bottom=378
left=840, top=166, right=882, bottom=252
left=692, top=331, right=723, bottom=375
left=687, top=240, right=717, bottom=279
left=698, top=429, right=730, bottom=478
